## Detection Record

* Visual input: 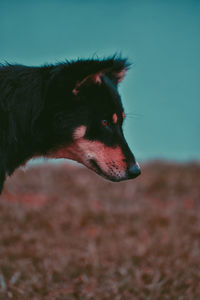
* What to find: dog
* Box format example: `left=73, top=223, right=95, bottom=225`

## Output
left=0, top=56, right=141, bottom=193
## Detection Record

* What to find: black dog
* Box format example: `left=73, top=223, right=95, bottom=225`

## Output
left=0, top=56, right=141, bottom=193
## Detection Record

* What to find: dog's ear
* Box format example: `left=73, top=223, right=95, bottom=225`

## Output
left=72, top=57, right=130, bottom=95
left=105, top=58, right=130, bottom=85
left=72, top=72, right=102, bottom=95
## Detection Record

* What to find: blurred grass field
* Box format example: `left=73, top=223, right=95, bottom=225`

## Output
left=0, top=161, right=200, bottom=300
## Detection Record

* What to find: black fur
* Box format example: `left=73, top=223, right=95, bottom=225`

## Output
left=0, top=56, right=138, bottom=193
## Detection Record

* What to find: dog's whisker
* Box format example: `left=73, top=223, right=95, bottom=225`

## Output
left=125, top=113, right=143, bottom=119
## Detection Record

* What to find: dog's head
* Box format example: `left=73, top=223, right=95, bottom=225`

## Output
left=46, top=57, right=141, bottom=181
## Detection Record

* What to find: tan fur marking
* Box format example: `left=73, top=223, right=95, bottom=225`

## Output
left=73, top=125, right=87, bottom=140
left=112, top=113, right=118, bottom=124
left=48, top=138, right=127, bottom=179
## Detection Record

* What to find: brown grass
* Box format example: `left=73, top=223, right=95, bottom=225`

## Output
left=0, top=161, right=200, bottom=299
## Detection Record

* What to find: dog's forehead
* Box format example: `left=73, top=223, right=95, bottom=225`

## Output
left=96, top=77, right=124, bottom=116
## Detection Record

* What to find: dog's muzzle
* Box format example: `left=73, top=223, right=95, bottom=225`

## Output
left=88, top=158, right=141, bottom=182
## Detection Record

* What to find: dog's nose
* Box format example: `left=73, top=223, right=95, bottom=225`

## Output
left=128, top=162, right=141, bottom=179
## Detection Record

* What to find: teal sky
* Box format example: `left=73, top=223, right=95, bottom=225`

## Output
left=0, top=0, right=200, bottom=161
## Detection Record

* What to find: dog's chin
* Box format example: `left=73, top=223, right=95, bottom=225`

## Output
left=87, top=159, right=127, bottom=182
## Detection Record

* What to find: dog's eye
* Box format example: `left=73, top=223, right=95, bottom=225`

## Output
left=101, top=120, right=108, bottom=126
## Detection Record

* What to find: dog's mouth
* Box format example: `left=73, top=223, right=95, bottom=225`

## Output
left=89, top=159, right=104, bottom=176
left=88, top=159, right=126, bottom=182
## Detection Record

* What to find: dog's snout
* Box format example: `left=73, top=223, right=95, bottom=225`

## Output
left=127, top=162, right=141, bottom=179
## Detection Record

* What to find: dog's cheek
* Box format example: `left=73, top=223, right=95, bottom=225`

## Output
left=75, top=140, right=127, bottom=174
left=47, top=134, right=127, bottom=177
left=47, top=126, right=87, bottom=162
left=47, top=126, right=87, bottom=159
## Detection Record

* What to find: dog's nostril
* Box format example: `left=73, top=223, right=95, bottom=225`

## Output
left=128, top=162, right=141, bottom=178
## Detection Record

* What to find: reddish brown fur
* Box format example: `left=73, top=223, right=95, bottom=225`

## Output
left=112, top=113, right=118, bottom=124
left=48, top=126, right=127, bottom=179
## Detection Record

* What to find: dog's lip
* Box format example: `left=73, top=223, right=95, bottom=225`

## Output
left=89, top=159, right=104, bottom=176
